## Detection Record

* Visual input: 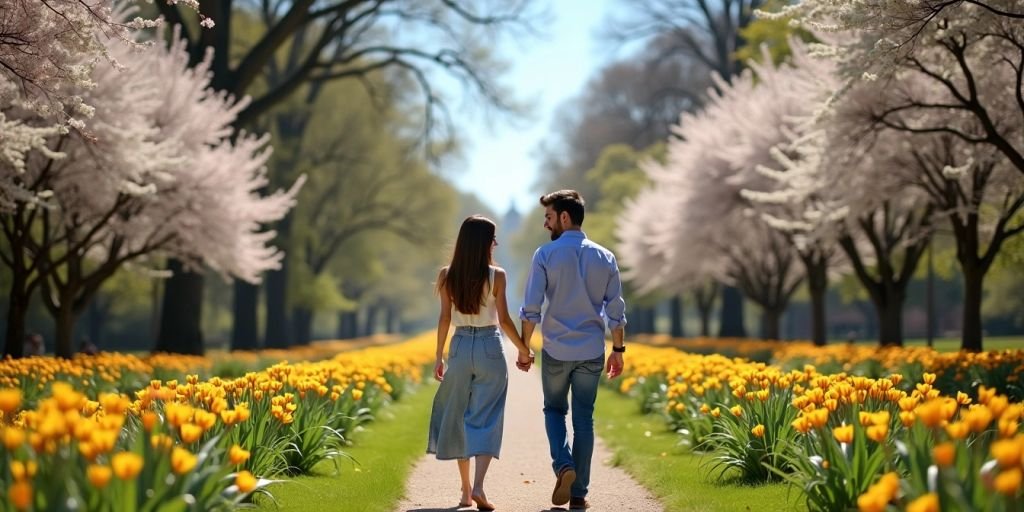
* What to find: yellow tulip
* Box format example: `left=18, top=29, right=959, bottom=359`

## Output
left=171, top=447, right=197, bottom=475
left=2, top=427, right=25, bottom=449
left=8, top=481, right=31, bottom=511
left=993, top=467, right=1022, bottom=496
left=932, top=442, right=955, bottom=467
left=991, top=439, right=1023, bottom=469
left=112, top=452, right=143, bottom=480
left=236, top=470, right=258, bottom=493
left=833, top=425, right=854, bottom=444
left=906, top=493, right=938, bottom=512
left=180, top=423, right=203, bottom=444
left=229, top=444, right=251, bottom=465
left=87, top=464, right=112, bottom=488
left=0, top=389, right=22, bottom=415
left=750, top=424, right=765, bottom=438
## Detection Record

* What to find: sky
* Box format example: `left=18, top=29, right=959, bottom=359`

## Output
left=449, top=0, right=617, bottom=216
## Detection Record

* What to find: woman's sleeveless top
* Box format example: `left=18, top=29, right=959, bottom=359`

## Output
left=450, top=266, right=499, bottom=327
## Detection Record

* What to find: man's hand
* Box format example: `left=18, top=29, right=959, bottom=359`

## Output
left=433, top=358, right=445, bottom=381
left=605, top=352, right=624, bottom=379
left=515, top=351, right=535, bottom=372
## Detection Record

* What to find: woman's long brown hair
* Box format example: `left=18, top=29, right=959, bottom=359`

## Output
left=439, top=215, right=495, bottom=314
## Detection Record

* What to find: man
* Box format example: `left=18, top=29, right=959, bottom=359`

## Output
left=519, top=189, right=626, bottom=510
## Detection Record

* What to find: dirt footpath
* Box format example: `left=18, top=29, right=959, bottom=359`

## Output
left=398, top=338, right=664, bottom=512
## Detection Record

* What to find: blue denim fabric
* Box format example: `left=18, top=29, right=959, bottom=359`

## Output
left=427, top=325, right=508, bottom=459
left=541, top=349, right=604, bottom=499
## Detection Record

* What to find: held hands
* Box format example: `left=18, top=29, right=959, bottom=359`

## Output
left=605, top=352, right=624, bottom=379
left=433, top=357, right=445, bottom=382
left=515, top=350, right=535, bottom=372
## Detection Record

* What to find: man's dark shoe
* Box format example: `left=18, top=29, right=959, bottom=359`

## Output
left=569, top=497, right=591, bottom=510
left=552, top=467, right=576, bottom=506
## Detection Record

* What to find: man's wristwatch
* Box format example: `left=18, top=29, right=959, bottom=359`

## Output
left=612, top=345, right=625, bottom=353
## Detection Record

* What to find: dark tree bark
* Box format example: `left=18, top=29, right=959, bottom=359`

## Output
left=155, top=259, right=205, bottom=355
left=693, top=283, right=717, bottom=337
left=263, top=249, right=291, bottom=348
left=362, top=305, right=380, bottom=336
left=4, top=273, right=30, bottom=359
left=292, top=306, right=313, bottom=345
left=760, top=307, right=784, bottom=341
left=385, top=306, right=399, bottom=334
left=231, top=281, right=260, bottom=350
left=337, top=311, right=358, bottom=339
left=801, top=253, right=829, bottom=346
left=669, top=295, right=684, bottom=337
left=837, top=204, right=932, bottom=347
left=718, top=286, right=746, bottom=338
left=903, top=146, right=1024, bottom=352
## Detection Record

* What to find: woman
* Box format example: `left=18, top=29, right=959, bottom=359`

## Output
left=428, top=215, right=534, bottom=511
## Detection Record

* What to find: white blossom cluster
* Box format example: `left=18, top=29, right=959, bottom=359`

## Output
left=1, top=11, right=301, bottom=283
left=619, top=0, right=1024, bottom=313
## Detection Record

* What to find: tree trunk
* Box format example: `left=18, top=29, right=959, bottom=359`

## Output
left=4, top=288, right=28, bottom=358
left=155, top=259, right=205, bottom=355
left=385, top=306, right=399, bottom=334
left=54, top=295, right=77, bottom=358
left=803, top=256, right=829, bottom=346
left=3, top=262, right=32, bottom=358
left=718, top=285, right=746, bottom=338
left=263, top=267, right=290, bottom=348
left=669, top=295, right=684, bottom=338
left=362, top=305, right=379, bottom=336
left=150, top=277, right=161, bottom=343
left=231, top=281, right=260, bottom=350
left=960, top=263, right=984, bottom=352
left=264, top=216, right=292, bottom=348
left=292, top=307, right=313, bottom=346
left=873, top=290, right=905, bottom=347
left=693, top=286, right=716, bottom=337
left=337, top=311, right=358, bottom=339
left=87, top=299, right=104, bottom=348
left=760, top=308, right=782, bottom=341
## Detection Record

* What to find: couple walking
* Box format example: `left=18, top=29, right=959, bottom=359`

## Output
left=428, top=190, right=627, bottom=511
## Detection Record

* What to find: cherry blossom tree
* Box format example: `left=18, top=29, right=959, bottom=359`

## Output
left=0, top=24, right=300, bottom=358
left=780, top=42, right=1023, bottom=349
left=152, top=0, right=538, bottom=352
left=779, top=0, right=1024, bottom=177
left=738, top=43, right=847, bottom=345
left=792, top=81, right=938, bottom=347
left=619, top=53, right=817, bottom=340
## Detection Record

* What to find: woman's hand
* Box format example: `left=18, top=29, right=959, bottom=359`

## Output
left=515, top=349, right=534, bottom=372
left=434, top=358, right=445, bottom=381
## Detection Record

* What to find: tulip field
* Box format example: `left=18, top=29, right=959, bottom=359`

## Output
left=0, top=334, right=437, bottom=511
left=615, top=338, right=1024, bottom=512
left=0, top=332, right=1021, bottom=511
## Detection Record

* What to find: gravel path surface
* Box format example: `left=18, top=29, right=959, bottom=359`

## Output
left=398, top=339, right=664, bottom=512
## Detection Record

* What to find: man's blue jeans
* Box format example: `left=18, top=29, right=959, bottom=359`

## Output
left=541, top=350, right=604, bottom=499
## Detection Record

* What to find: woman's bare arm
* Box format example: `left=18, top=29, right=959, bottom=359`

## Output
left=434, top=267, right=452, bottom=380
left=494, top=268, right=531, bottom=358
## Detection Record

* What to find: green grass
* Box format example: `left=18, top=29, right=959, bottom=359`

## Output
left=595, top=387, right=806, bottom=512
left=252, top=380, right=438, bottom=512
left=901, top=335, right=1022, bottom=352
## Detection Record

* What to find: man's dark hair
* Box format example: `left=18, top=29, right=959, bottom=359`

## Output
left=540, top=189, right=585, bottom=226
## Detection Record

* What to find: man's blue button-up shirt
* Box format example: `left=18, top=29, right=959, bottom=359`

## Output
left=519, top=230, right=627, bottom=361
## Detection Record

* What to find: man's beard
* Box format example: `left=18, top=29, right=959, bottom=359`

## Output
left=549, top=225, right=562, bottom=241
